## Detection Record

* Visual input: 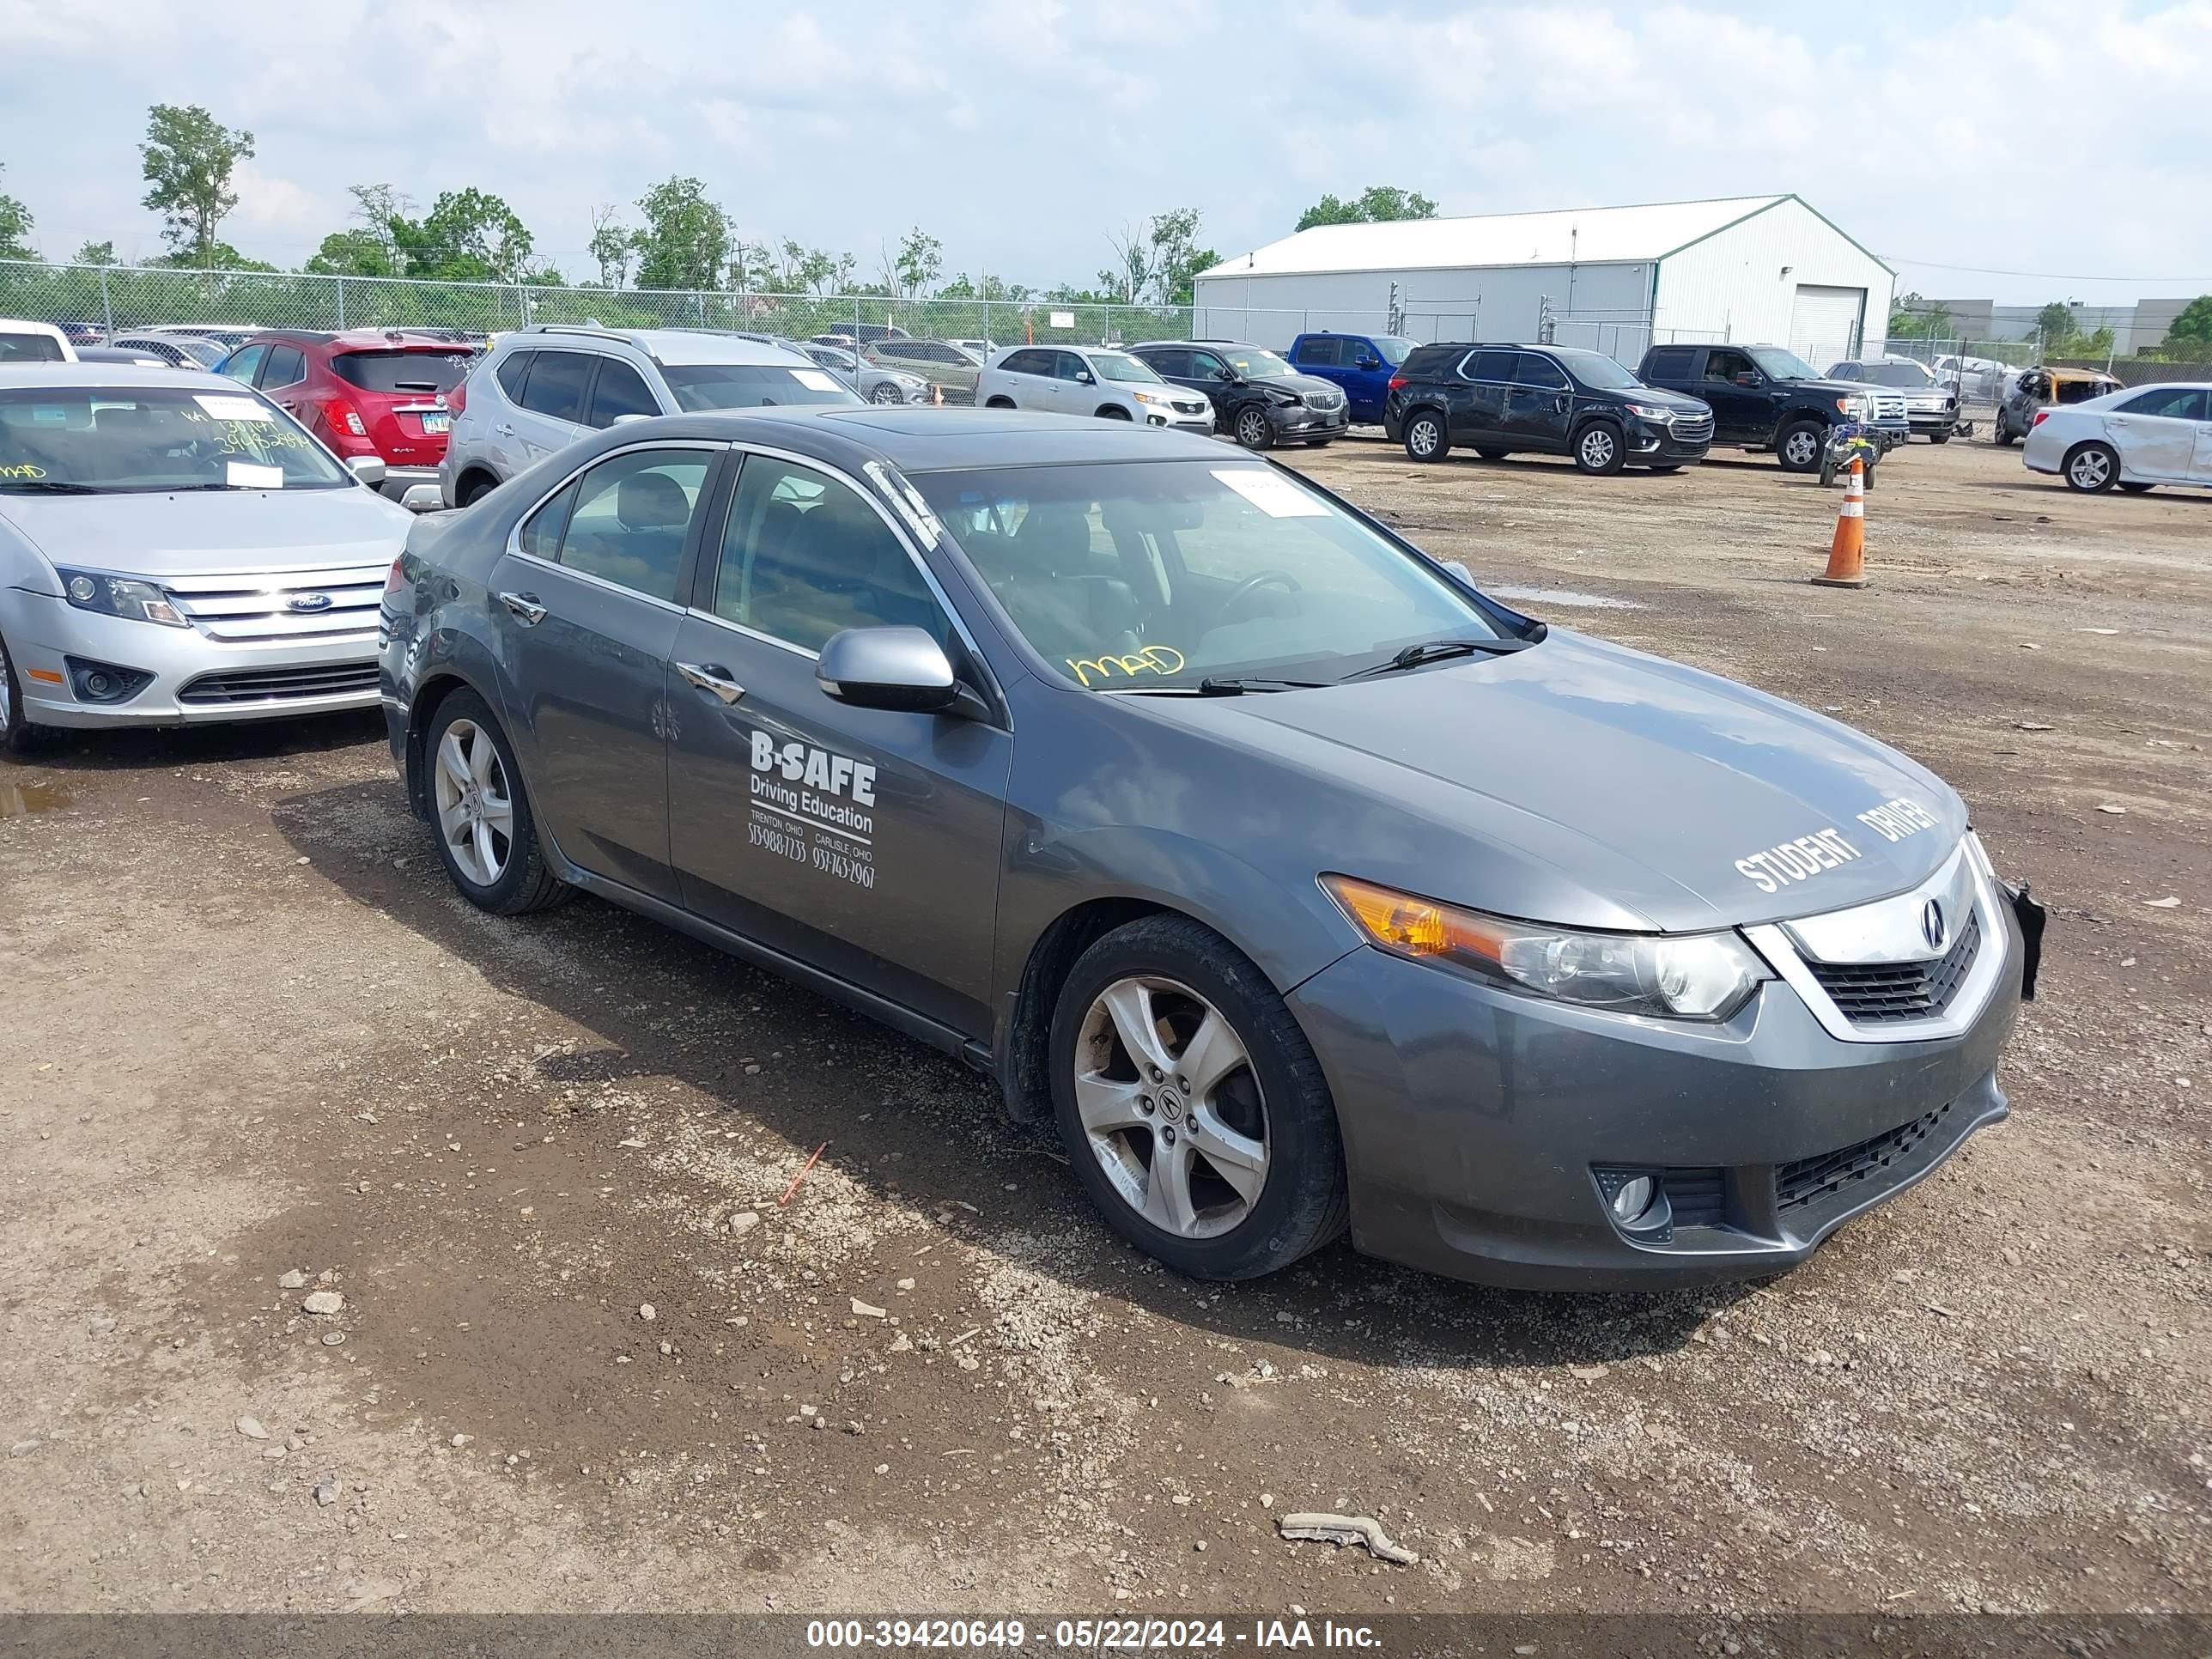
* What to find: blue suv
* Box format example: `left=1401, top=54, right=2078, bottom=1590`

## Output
left=1286, top=331, right=1419, bottom=423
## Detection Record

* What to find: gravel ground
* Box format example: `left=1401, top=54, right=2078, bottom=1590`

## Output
left=1, top=431, right=2206, bottom=1618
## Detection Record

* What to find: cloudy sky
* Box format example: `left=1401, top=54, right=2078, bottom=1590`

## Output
left=3, top=0, right=2208, bottom=308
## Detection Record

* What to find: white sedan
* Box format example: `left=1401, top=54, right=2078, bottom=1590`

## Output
left=2022, top=382, right=2212, bottom=493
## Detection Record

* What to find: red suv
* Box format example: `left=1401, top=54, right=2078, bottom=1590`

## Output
left=218, top=330, right=478, bottom=498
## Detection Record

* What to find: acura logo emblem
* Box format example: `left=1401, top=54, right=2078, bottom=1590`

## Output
left=289, top=592, right=334, bottom=612
left=1921, top=898, right=1948, bottom=951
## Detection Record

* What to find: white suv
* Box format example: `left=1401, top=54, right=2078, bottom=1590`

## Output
left=439, top=326, right=863, bottom=507
left=977, top=344, right=1214, bottom=432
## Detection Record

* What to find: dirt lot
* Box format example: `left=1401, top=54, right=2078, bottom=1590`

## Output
left=2, top=432, right=2207, bottom=1620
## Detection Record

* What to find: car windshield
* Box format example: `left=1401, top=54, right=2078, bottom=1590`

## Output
left=1857, top=362, right=1935, bottom=387
left=660, top=363, right=866, bottom=410
left=1224, top=347, right=1295, bottom=379
left=171, top=338, right=228, bottom=367
left=1748, top=346, right=1822, bottom=380
left=1552, top=349, right=1641, bottom=390
left=333, top=349, right=472, bottom=394
left=911, top=459, right=1506, bottom=691
left=0, top=384, right=350, bottom=492
left=1372, top=336, right=1417, bottom=366
left=1090, top=352, right=1160, bottom=384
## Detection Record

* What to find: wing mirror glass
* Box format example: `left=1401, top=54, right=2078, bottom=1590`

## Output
left=817, top=626, right=983, bottom=718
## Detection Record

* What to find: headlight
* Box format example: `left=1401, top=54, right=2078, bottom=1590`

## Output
left=1131, top=389, right=1169, bottom=406
left=1322, top=874, right=1768, bottom=1020
left=896, top=374, right=926, bottom=390
left=1623, top=403, right=1674, bottom=422
left=55, top=568, right=188, bottom=628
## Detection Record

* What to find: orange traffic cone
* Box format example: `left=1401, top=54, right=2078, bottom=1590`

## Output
left=1812, top=455, right=1869, bottom=587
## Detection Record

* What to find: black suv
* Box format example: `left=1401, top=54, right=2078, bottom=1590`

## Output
left=1124, top=340, right=1348, bottom=449
left=1382, top=343, right=1714, bottom=474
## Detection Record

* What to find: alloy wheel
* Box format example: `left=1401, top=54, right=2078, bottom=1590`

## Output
left=0, top=636, right=13, bottom=732
left=2068, top=448, right=2112, bottom=489
left=1408, top=418, right=1439, bottom=458
left=1237, top=409, right=1269, bottom=448
left=1784, top=429, right=1820, bottom=467
left=871, top=382, right=903, bottom=405
left=434, top=718, right=514, bottom=887
left=1073, top=975, right=1269, bottom=1239
left=1581, top=428, right=1617, bottom=469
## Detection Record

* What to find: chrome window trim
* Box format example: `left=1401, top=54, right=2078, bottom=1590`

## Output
left=1745, top=838, right=2008, bottom=1045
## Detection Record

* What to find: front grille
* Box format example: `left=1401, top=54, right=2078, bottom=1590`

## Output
left=161, top=564, right=390, bottom=644
left=1804, top=909, right=1981, bottom=1024
left=1670, top=413, right=1715, bottom=443
left=1870, top=392, right=1909, bottom=422
left=1304, top=391, right=1345, bottom=411
left=1172, top=398, right=1206, bottom=415
left=1778, top=1100, right=1954, bottom=1213
left=178, top=662, right=380, bottom=705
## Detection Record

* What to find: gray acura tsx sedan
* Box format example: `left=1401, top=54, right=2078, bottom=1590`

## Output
left=378, top=409, right=2045, bottom=1289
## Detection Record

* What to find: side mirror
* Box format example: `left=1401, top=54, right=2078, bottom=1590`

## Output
left=400, top=483, right=444, bottom=514
left=611, top=411, right=653, bottom=425
left=347, top=456, right=388, bottom=486
left=817, top=626, right=981, bottom=718
left=1356, top=356, right=1382, bottom=371
left=1214, top=366, right=1236, bottom=381
left=1443, top=559, right=1478, bottom=587
left=1075, top=370, right=1094, bottom=385
left=1733, top=372, right=1760, bottom=388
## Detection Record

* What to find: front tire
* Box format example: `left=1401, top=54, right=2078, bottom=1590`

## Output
left=1401, top=409, right=1449, bottom=463
left=1050, top=915, right=1348, bottom=1280
left=422, top=690, right=569, bottom=915
left=869, top=382, right=905, bottom=405
left=1777, top=420, right=1825, bottom=473
left=984, top=396, right=1015, bottom=409
left=1475, top=447, right=1510, bottom=460
left=1097, top=405, right=1133, bottom=421
left=1992, top=413, right=2017, bottom=447
left=1232, top=404, right=1274, bottom=450
left=2063, top=442, right=2119, bottom=493
left=1929, top=432, right=1951, bottom=445
left=2118, top=481, right=2155, bottom=494
left=1573, top=421, right=1626, bottom=476
left=0, top=629, right=49, bottom=757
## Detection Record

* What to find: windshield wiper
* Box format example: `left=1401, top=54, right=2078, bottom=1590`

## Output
left=1196, top=675, right=1328, bottom=695
left=0, top=479, right=100, bottom=495
left=1340, top=636, right=1534, bottom=681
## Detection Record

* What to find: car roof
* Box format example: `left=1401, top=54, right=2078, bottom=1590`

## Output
left=1135, top=339, right=1264, bottom=350
left=0, top=318, right=69, bottom=335
left=241, top=329, right=469, bottom=351
left=0, top=363, right=241, bottom=392
left=505, top=325, right=807, bottom=367
left=556, top=406, right=1230, bottom=474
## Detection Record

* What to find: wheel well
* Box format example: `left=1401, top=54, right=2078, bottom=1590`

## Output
left=1572, top=411, right=1622, bottom=434
left=1405, top=403, right=1447, bottom=428
left=1096, top=404, right=1133, bottom=420
left=1000, top=897, right=1170, bottom=1123
left=985, top=396, right=1015, bottom=408
left=402, top=672, right=476, bottom=820
left=455, top=465, right=500, bottom=501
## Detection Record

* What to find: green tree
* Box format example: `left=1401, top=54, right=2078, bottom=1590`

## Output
left=2161, top=294, right=2212, bottom=354
left=71, top=239, right=116, bottom=266
left=0, top=162, right=33, bottom=260
left=631, top=176, right=730, bottom=290
left=1147, top=207, right=1216, bottom=304
left=398, top=187, right=535, bottom=283
left=154, top=240, right=274, bottom=272
left=587, top=205, right=632, bottom=289
left=139, top=103, right=255, bottom=262
left=2034, top=301, right=2076, bottom=345
left=886, top=227, right=942, bottom=298
left=1294, top=185, right=1437, bottom=232
left=305, top=228, right=397, bottom=276
left=1888, top=292, right=1951, bottom=339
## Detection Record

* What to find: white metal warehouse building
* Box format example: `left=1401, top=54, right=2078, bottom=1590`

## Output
left=1192, top=194, right=1895, bottom=368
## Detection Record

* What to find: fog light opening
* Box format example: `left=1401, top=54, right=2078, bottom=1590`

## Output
left=1610, top=1175, right=1657, bottom=1224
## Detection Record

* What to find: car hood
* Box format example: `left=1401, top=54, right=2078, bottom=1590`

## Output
left=1123, top=629, right=1966, bottom=933
left=1789, top=377, right=1871, bottom=401
left=1619, top=386, right=1710, bottom=415
left=0, top=485, right=410, bottom=583
left=1249, top=372, right=1341, bottom=400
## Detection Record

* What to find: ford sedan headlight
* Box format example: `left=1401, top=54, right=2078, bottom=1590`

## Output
left=56, top=567, right=188, bottom=627
left=1323, top=875, right=1767, bottom=1020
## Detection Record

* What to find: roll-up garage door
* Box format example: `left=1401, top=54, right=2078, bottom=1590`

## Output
left=1789, top=285, right=1866, bottom=368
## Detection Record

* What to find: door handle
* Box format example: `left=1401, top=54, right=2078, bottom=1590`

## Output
left=493, top=422, right=516, bottom=437
left=497, top=591, right=548, bottom=625
left=675, top=661, right=744, bottom=704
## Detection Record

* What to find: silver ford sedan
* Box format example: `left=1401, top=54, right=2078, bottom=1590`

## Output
left=0, top=364, right=411, bottom=749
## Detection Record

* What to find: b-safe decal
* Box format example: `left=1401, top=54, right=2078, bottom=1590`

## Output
left=746, top=730, right=878, bottom=891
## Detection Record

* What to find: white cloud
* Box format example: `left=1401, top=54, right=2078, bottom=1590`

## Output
left=0, top=0, right=2205, bottom=304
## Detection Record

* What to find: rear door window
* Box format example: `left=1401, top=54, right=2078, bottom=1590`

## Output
left=331, top=350, right=471, bottom=395
left=1643, top=346, right=1697, bottom=380
left=1460, top=349, right=1518, bottom=382
left=1513, top=353, right=1570, bottom=389
left=518, top=350, right=595, bottom=424
left=550, top=447, right=712, bottom=603
left=1295, top=337, right=1342, bottom=367
left=1141, top=348, right=1193, bottom=378
left=261, top=345, right=307, bottom=387
left=495, top=350, right=535, bottom=401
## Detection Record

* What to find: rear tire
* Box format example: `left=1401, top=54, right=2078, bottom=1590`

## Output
left=2063, top=441, right=2119, bottom=493
left=1573, top=421, right=1626, bottom=476
left=2118, top=481, right=2155, bottom=494
left=1401, top=409, right=1449, bottom=463
left=1475, top=447, right=1510, bottom=460
left=1929, top=432, right=1951, bottom=445
left=0, top=629, right=50, bottom=758
left=1646, top=464, right=1683, bottom=473
left=422, top=690, right=570, bottom=915
left=458, top=471, right=499, bottom=507
left=1777, top=420, right=1825, bottom=473
left=1992, top=413, right=2017, bottom=447
left=1233, top=404, right=1273, bottom=450
left=1048, top=914, right=1348, bottom=1281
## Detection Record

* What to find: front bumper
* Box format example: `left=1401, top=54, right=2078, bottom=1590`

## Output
left=377, top=465, right=441, bottom=501
left=1289, top=879, right=2030, bottom=1291
left=1626, top=417, right=1712, bottom=464
left=1272, top=405, right=1349, bottom=441
left=3, top=592, right=380, bottom=728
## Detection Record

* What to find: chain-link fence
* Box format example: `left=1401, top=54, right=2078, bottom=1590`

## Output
left=0, top=258, right=1197, bottom=351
